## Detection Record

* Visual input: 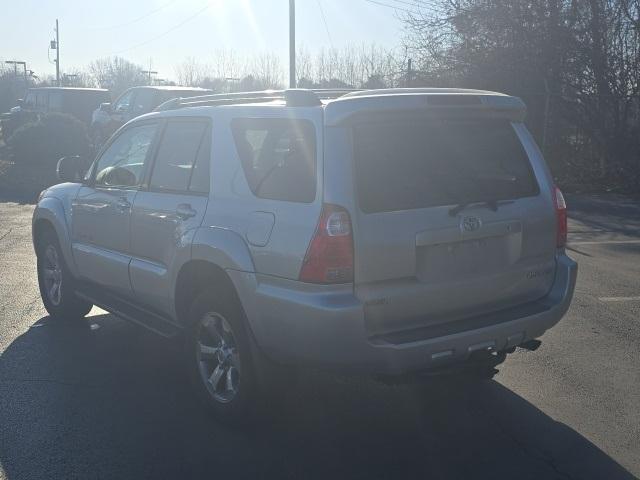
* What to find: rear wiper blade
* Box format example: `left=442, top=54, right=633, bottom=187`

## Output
left=449, top=199, right=499, bottom=217
left=475, top=173, right=518, bottom=183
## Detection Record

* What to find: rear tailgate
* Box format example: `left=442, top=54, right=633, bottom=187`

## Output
left=327, top=97, right=557, bottom=338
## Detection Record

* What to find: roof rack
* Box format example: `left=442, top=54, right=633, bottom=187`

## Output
left=155, top=88, right=362, bottom=111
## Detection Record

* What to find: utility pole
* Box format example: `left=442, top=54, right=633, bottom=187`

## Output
left=142, top=58, right=158, bottom=86
left=407, top=58, right=413, bottom=88
left=289, top=0, right=296, bottom=88
left=142, top=70, right=158, bottom=85
left=55, top=19, right=60, bottom=86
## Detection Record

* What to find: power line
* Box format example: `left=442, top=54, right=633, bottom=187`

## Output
left=363, top=0, right=448, bottom=18
left=85, top=0, right=179, bottom=30
left=109, top=1, right=213, bottom=55
left=362, top=0, right=422, bottom=15
left=316, top=0, right=334, bottom=49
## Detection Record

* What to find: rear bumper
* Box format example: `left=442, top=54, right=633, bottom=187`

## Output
left=230, top=253, right=577, bottom=375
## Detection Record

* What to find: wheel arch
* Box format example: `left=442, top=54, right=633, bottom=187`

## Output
left=32, top=198, right=78, bottom=277
left=173, top=227, right=255, bottom=323
left=174, top=260, right=242, bottom=327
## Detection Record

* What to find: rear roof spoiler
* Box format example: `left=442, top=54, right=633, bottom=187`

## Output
left=325, top=90, right=527, bottom=125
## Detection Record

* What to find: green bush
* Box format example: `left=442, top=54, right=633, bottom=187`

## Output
left=6, top=112, right=91, bottom=165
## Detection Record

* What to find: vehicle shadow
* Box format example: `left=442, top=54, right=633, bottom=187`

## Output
left=0, top=314, right=636, bottom=480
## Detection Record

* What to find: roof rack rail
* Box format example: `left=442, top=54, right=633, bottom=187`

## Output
left=155, top=88, right=361, bottom=111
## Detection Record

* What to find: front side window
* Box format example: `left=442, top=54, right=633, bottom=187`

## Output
left=232, top=118, right=316, bottom=203
left=94, top=123, right=158, bottom=188
left=113, top=89, right=135, bottom=113
left=23, top=92, right=36, bottom=108
left=149, top=120, right=209, bottom=192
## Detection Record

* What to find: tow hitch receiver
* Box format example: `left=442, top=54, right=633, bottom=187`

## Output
left=519, top=339, right=542, bottom=352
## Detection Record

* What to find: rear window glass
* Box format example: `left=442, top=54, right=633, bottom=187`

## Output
left=232, top=118, right=316, bottom=203
left=353, top=119, right=538, bottom=214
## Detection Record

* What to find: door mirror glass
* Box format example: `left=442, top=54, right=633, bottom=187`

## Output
left=57, top=156, right=88, bottom=183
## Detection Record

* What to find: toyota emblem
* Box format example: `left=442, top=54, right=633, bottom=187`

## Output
left=461, top=216, right=482, bottom=232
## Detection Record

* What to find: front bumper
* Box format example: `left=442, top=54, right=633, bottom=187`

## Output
left=230, top=254, right=577, bottom=375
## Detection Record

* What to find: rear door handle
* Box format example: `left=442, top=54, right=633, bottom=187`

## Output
left=176, top=204, right=197, bottom=220
left=116, top=198, right=131, bottom=213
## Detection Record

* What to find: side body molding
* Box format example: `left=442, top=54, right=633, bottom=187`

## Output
left=32, top=196, right=78, bottom=277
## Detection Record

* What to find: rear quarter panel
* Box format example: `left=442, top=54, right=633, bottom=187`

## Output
left=203, top=106, right=324, bottom=280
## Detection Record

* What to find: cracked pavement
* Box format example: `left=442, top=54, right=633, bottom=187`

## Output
left=0, top=195, right=638, bottom=479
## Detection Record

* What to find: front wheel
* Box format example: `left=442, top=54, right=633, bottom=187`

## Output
left=91, top=128, right=106, bottom=153
left=37, top=230, right=92, bottom=321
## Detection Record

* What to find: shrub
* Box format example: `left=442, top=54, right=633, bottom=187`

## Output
left=7, top=112, right=91, bottom=165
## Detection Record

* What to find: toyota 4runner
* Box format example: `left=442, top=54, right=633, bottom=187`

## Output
left=32, top=88, right=577, bottom=421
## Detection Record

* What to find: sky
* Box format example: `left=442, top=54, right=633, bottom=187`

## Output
left=1, top=0, right=407, bottom=82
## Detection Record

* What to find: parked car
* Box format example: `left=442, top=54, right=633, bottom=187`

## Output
left=89, top=86, right=212, bottom=149
left=33, top=88, right=577, bottom=422
left=1, top=87, right=110, bottom=140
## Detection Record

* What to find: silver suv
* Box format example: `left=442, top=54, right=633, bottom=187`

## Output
left=32, top=88, right=577, bottom=420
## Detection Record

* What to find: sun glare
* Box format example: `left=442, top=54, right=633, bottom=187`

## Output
left=238, top=0, right=266, bottom=49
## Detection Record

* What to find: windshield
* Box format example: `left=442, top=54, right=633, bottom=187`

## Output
left=353, top=118, right=539, bottom=214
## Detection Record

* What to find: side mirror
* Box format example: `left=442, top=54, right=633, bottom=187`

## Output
left=16, top=98, right=24, bottom=107
left=57, top=156, right=88, bottom=183
left=100, top=102, right=112, bottom=112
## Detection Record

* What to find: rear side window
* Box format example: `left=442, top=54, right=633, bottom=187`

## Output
left=48, top=92, right=63, bottom=111
left=132, top=89, right=157, bottom=113
left=232, top=118, right=316, bottom=203
left=353, top=119, right=538, bottom=214
left=150, top=120, right=209, bottom=192
left=36, top=92, right=48, bottom=109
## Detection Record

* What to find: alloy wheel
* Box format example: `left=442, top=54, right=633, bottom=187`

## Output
left=42, top=245, right=63, bottom=306
left=195, top=312, right=241, bottom=404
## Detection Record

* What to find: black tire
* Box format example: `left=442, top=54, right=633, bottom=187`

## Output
left=36, top=229, right=93, bottom=321
left=185, top=290, right=259, bottom=424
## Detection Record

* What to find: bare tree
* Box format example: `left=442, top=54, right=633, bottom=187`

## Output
left=400, top=0, right=640, bottom=189
left=251, top=53, right=284, bottom=89
left=88, top=57, right=146, bottom=98
left=175, top=57, right=211, bottom=87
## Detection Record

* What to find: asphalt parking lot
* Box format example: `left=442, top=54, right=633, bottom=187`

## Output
left=0, top=194, right=638, bottom=479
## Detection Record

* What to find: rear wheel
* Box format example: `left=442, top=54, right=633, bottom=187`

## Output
left=185, top=291, right=258, bottom=424
left=36, top=229, right=92, bottom=321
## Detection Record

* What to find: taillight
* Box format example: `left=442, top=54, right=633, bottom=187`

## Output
left=299, top=204, right=354, bottom=284
left=554, top=186, right=568, bottom=248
